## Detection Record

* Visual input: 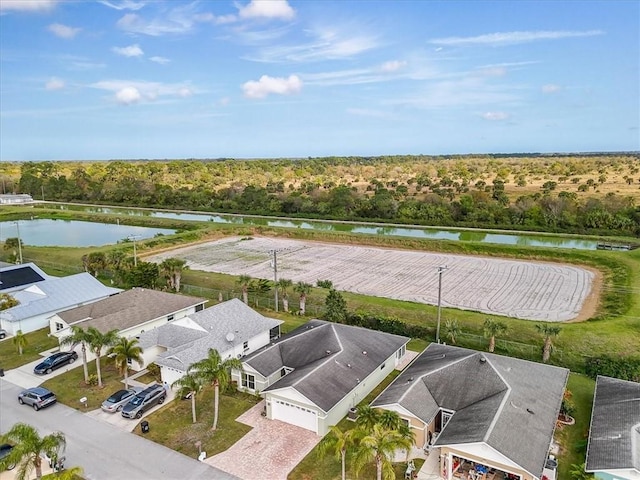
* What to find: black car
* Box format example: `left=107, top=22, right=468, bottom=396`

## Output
left=0, top=443, right=16, bottom=470
left=33, top=351, right=78, bottom=375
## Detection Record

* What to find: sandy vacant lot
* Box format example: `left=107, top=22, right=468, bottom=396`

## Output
left=148, top=236, right=595, bottom=322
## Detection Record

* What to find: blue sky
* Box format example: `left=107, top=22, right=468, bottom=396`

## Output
left=0, top=0, right=638, bottom=161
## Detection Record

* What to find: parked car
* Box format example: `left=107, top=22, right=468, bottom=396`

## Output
left=101, top=387, right=141, bottom=413
left=121, top=384, right=166, bottom=419
left=0, top=443, right=16, bottom=470
left=33, top=351, right=78, bottom=375
left=18, top=387, right=57, bottom=411
left=0, top=329, right=7, bottom=339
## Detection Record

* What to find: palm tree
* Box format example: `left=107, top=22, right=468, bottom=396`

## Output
left=172, top=372, right=204, bottom=424
left=237, top=275, right=251, bottom=305
left=188, top=348, right=243, bottom=430
left=60, top=326, right=92, bottom=384
left=483, top=319, right=507, bottom=353
left=317, top=425, right=360, bottom=480
left=86, top=327, right=119, bottom=388
left=13, top=329, right=27, bottom=355
left=443, top=319, right=461, bottom=345
left=294, top=281, right=312, bottom=315
left=353, top=423, right=414, bottom=480
left=355, top=405, right=382, bottom=431
left=107, top=337, right=144, bottom=390
left=159, top=257, right=188, bottom=292
left=536, top=324, right=561, bottom=362
left=0, top=422, right=66, bottom=480
left=276, top=278, right=293, bottom=312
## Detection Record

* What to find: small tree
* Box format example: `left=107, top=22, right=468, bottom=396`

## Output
left=107, top=337, right=144, bottom=390
left=60, top=326, right=92, bottom=384
left=172, top=372, right=204, bottom=424
left=159, top=257, right=188, bottom=292
left=353, top=423, right=414, bottom=480
left=324, top=289, right=348, bottom=323
left=536, top=324, right=561, bottom=362
left=0, top=293, right=19, bottom=311
left=483, top=319, right=507, bottom=353
left=294, top=281, right=312, bottom=315
left=237, top=275, right=251, bottom=305
left=317, top=425, right=360, bottom=480
left=443, top=319, right=461, bottom=345
left=13, top=330, right=27, bottom=355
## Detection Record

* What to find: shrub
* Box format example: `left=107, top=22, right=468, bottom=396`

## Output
left=584, top=355, right=640, bottom=382
left=147, top=363, right=162, bottom=382
left=88, top=374, right=98, bottom=386
left=316, top=279, right=334, bottom=289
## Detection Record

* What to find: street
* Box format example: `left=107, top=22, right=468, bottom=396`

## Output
left=0, top=379, right=238, bottom=480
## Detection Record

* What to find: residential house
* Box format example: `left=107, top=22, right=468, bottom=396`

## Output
left=234, top=319, right=409, bottom=436
left=0, top=263, right=51, bottom=294
left=50, top=288, right=207, bottom=367
left=585, top=375, right=640, bottom=480
left=0, top=194, right=34, bottom=204
left=371, top=343, right=569, bottom=480
left=138, top=298, right=282, bottom=386
left=0, top=272, right=121, bottom=335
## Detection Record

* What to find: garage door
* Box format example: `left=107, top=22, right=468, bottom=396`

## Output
left=271, top=399, right=317, bottom=433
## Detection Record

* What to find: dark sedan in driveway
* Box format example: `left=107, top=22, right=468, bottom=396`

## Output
left=34, top=351, right=78, bottom=375
left=0, top=443, right=16, bottom=470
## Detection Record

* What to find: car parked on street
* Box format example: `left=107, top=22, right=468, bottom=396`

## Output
left=18, top=387, right=57, bottom=411
left=121, top=384, right=166, bottom=419
left=101, top=387, right=141, bottom=413
left=0, top=443, right=16, bottom=470
left=33, top=351, right=78, bottom=375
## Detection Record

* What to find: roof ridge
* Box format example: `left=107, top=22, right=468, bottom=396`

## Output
left=287, top=323, right=344, bottom=388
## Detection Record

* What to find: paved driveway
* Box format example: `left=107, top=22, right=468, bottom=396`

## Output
left=1, top=347, right=81, bottom=389
left=205, top=401, right=321, bottom=480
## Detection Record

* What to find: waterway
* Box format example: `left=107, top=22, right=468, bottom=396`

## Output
left=40, top=203, right=603, bottom=251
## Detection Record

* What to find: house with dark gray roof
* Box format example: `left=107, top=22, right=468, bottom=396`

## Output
left=0, top=272, right=121, bottom=335
left=138, top=298, right=283, bottom=386
left=49, top=288, right=206, bottom=367
left=235, top=319, right=410, bottom=435
left=371, top=343, right=569, bottom=480
left=585, top=376, right=640, bottom=480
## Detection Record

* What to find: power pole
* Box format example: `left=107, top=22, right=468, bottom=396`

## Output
left=435, top=266, right=447, bottom=343
left=15, top=221, right=23, bottom=264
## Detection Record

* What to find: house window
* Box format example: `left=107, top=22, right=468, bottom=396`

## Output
left=441, top=410, right=453, bottom=428
left=55, top=322, right=64, bottom=331
left=242, top=373, right=255, bottom=390
left=195, top=304, right=204, bottom=312
left=167, top=314, right=174, bottom=322
left=243, top=341, right=249, bottom=351
left=380, top=363, right=386, bottom=370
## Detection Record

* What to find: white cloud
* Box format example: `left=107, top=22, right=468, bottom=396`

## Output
left=482, top=111, right=510, bottom=121
left=45, top=77, right=65, bottom=90
left=242, top=74, right=302, bottom=99
left=115, top=86, right=141, bottom=105
left=218, top=97, right=230, bottom=106
left=98, top=0, right=145, bottom=10
left=150, top=56, right=170, bottom=65
left=542, top=84, right=561, bottom=94
left=194, top=12, right=237, bottom=25
left=430, top=30, right=604, bottom=47
left=346, top=108, right=388, bottom=118
left=112, top=44, right=144, bottom=57
left=177, top=87, right=192, bottom=98
left=380, top=60, right=406, bottom=73
left=48, top=23, right=81, bottom=39
left=238, top=0, right=294, bottom=21
left=0, top=0, right=58, bottom=13
left=117, top=10, right=194, bottom=36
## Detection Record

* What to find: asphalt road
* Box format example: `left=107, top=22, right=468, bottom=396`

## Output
left=0, top=379, right=238, bottom=480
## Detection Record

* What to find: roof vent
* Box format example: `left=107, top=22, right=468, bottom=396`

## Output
left=526, top=408, right=535, bottom=414
left=362, top=351, right=367, bottom=355
left=225, top=332, right=235, bottom=343
left=326, top=350, right=331, bottom=355
left=479, top=356, right=487, bottom=363
left=347, top=363, right=352, bottom=368
left=408, top=377, right=414, bottom=382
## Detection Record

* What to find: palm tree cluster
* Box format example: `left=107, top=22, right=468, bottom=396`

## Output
left=318, top=406, right=415, bottom=480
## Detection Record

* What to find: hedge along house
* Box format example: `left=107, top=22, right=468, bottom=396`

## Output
left=49, top=288, right=206, bottom=367
left=585, top=376, right=640, bottom=480
left=138, top=298, right=283, bottom=386
left=234, top=319, right=409, bottom=436
left=0, top=271, right=121, bottom=335
left=371, top=344, right=569, bottom=480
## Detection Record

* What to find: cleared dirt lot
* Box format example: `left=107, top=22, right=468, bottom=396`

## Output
left=147, top=236, right=595, bottom=322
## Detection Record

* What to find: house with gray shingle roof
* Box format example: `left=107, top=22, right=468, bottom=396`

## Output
left=138, top=298, right=283, bottom=386
left=0, top=272, right=121, bottom=335
left=234, top=319, right=410, bottom=435
left=585, top=375, right=640, bottom=480
left=371, top=343, right=569, bottom=480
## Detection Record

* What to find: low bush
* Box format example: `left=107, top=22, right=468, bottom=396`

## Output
left=584, top=355, right=640, bottom=381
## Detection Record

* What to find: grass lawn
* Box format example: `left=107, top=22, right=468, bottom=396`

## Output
left=41, top=358, right=132, bottom=411
left=0, top=327, right=59, bottom=370
left=136, top=388, right=261, bottom=459
left=555, top=373, right=596, bottom=480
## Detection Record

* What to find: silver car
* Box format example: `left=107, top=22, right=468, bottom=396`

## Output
left=18, top=387, right=57, bottom=411
left=101, top=388, right=140, bottom=413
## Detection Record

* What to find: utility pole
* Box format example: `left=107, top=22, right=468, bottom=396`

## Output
left=270, top=249, right=279, bottom=312
left=15, top=221, right=23, bottom=264
left=129, top=235, right=140, bottom=267
left=435, top=266, right=447, bottom=344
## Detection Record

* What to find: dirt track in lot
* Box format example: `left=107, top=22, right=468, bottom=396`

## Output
left=147, top=236, right=597, bottom=322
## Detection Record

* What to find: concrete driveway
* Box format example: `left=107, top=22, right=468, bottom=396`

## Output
left=205, top=400, right=321, bottom=480
left=1, top=347, right=81, bottom=389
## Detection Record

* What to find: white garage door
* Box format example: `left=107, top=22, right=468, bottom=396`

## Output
left=271, top=399, right=317, bottom=433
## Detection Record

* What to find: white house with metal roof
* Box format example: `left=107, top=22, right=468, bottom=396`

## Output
left=138, top=298, right=283, bottom=386
left=585, top=375, right=640, bottom=480
left=371, top=343, right=569, bottom=480
left=0, top=272, right=121, bottom=335
left=235, top=319, right=410, bottom=436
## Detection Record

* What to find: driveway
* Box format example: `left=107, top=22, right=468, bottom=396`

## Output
left=1, top=346, right=81, bottom=389
left=205, top=400, right=321, bottom=480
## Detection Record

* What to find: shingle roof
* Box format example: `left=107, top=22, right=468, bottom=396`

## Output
left=0, top=263, right=49, bottom=292
left=145, top=298, right=283, bottom=370
left=372, top=344, right=569, bottom=480
left=57, top=288, right=206, bottom=333
left=244, top=320, right=410, bottom=413
left=586, top=375, right=640, bottom=473
left=0, top=273, right=122, bottom=322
